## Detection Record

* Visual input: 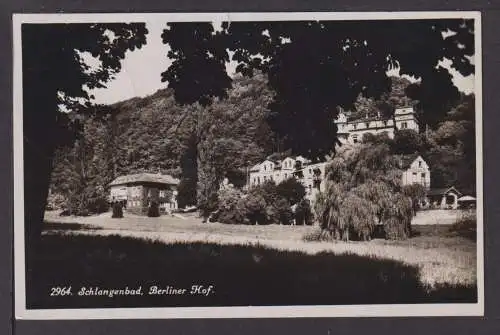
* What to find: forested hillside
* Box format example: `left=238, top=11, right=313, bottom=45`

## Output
left=48, top=73, right=476, bottom=215
left=49, top=73, right=275, bottom=214
left=349, top=76, right=416, bottom=120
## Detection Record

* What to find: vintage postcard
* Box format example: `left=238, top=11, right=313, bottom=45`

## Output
left=13, top=12, right=483, bottom=319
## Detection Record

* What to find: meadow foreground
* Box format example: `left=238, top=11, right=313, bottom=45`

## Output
left=42, top=210, right=477, bottom=288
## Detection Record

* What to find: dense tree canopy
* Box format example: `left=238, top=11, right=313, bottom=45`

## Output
left=163, top=19, right=474, bottom=158
left=351, top=76, right=415, bottom=121
left=23, top=23, right=148, bottom=253
left=27, top=19, right=477, bottom=248
left=315, top=142, right=413, bottom=240
left=50, top=73, right=275, bottom=214
left=425, top=94, right=476, bottom=194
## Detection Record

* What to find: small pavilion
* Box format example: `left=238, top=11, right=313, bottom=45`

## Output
left=426, top=186, right=462, bottom=209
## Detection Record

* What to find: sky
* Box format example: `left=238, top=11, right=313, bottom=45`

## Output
left=87, top=20, right=475, bottom=105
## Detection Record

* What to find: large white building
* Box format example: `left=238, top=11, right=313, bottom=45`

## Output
left=247, top=152, right=431, bottom=205
left=246, top=107, right=428, bottom=204
left=335, top=107, right=420, bottom=145
left=248, top=156, right=328, bottom=201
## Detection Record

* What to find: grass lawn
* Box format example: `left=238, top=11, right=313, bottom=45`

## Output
left=29, top=210, right=477, bottom=308
left=27, top=233, right=476, bottom=309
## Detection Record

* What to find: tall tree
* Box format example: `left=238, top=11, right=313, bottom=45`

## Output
left=23, top=23, right=147, bottom=253
left=176, top=73, right=275, bottom=215
left=424, top=93, right=476, bottom=194
left=316, top=142, right=413, bottom=240
left=162, top=19, right=474, bottom=159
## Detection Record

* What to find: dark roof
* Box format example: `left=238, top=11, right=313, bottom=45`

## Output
left=427, top=187, right=462, bottom=196
left=396, top=153, right=421, bottom=169
left=109, top=173, right=180, bottom=186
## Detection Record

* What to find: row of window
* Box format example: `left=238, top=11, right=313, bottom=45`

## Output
left=251, top=170, right=324, bottom=186
left=350, top=120, right=390, bottom=130
left=252, top=173, right=290, bottom=185
left=128, top=200, right=142, bottom=207
left=342, top=118, right=415, bottom=132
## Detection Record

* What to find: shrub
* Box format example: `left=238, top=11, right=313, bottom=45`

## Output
left=244, top=192, right=268, bottom=225
left=276, top=178, right=306, bottom=205
left=392, top=129, right=423, bottom=155
left=86, top=197, right=109, bottom=214
left=147, top=201, right=160, bottom=217
left=316, top=142, right=415, bottom=241
left=176, top=177, right=197, bottom=208
left=402, top=183, right=427, bottom=216
left=46, top=192, right=66, bottom=211
left=217, top=187, right=248, bottom=224
left=302, top=229, right=336, bottom=242
left=449, top=210, right=476, bottom=240
left=273, top=198, right=293, bottom=225
left=111, top=202, right=123, bottom=218
left=295, top=199, right=313, bottom=225
left=225, top=169, right=247, bottom=189
left=213, top=178, right=309, bottom=226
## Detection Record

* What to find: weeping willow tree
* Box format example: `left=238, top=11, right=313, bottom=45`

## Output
left=315, top=141, right=414, bottom=240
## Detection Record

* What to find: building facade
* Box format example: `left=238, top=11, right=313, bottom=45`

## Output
left=247, top=153, right=431, bottom=204
left=109, top=173, right=180, bottom=215
left=248, top=156, right=328, bottom=202
left=426, top=187, right=462, bottom=209
left=398, top=154, right=431, bottom=189
left=335, top=107, right=420, bottom=145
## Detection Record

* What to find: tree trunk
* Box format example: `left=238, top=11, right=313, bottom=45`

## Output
left=23, top=108, right=56, bottom=300
left=22, top=39, right=59, bottom=287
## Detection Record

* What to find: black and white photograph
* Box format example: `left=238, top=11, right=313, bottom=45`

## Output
left=13, top=12, right=483, bottom=319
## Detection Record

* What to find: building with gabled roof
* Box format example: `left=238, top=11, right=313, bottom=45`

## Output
left=109, top=173, right=180, bottom=215
left=396, top=154, right=431, bottom=189
left=426, top=186, right=462, bottom=209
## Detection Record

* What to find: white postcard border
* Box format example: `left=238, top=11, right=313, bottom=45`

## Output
left=13, top=11, right=484, bottom=320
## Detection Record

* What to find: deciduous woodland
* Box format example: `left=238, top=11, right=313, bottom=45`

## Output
left=23, top=19, right=475, bottom=253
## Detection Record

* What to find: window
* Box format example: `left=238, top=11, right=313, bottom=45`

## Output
left=353, top=124, right=357, bottom=130
left=257, top=176, right=261, bottom=184
left=421, top=173, right=426, bottom=178
left=365, top=122, right=370, bottom=128
left=383, top=120, right=388, bottom=126
left=401, top=122, right=408, bottom=129
left=418, top=161, right=422, bottom=168
left=352, top=135, right=358, bottom=143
